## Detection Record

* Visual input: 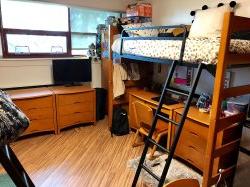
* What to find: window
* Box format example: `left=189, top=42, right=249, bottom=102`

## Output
left=70, top=7, right=120, bottom=55
left=0, top=0, right=121, bottom=58
left=1, top=0, right=69, bottom=57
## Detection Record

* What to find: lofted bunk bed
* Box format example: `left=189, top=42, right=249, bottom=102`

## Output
left=103, top=2, right=250, bottom=186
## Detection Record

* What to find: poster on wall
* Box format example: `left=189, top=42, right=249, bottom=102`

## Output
left=173, top=66, right=193, bottom=86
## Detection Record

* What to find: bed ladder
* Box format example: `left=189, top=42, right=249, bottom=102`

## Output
left=132, top=60, right=205, bottom=187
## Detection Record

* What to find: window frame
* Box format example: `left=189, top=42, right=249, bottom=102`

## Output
left=71, top=32, right=97, bottom=56
left=0, top=3, right=72, bottom=58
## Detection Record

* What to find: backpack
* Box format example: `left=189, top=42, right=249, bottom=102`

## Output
left=111, top=107, right=130, bottom=136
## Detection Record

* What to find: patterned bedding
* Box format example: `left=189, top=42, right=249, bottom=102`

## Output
left=112, top=37, right=250, bottom=64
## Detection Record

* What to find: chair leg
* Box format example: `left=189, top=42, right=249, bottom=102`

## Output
left=149, top=135, right=161, bottom=160
left=132, top=130, right=144, bottom=147
left=0, top=145, right=35, bottom=187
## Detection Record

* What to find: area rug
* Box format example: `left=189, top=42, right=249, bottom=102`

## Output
left=128, top=152, right=202, bottom=186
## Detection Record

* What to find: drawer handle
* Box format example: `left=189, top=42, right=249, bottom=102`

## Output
left=189, top=131, right=199, bottom=137
left=30, top=118, right=38, bottom=121
left=74, top=102, right=81, bottom=104
left=74, top=112, right=81, bottom=114
left=188, top=145, right=198, bottom=152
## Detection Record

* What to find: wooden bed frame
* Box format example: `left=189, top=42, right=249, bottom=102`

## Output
left=102, top=12, right=250, bottom=187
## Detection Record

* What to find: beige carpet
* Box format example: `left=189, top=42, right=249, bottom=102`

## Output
left=128, top=152, right=202, bottom=187
left=128, top=152, right=250, bottom=187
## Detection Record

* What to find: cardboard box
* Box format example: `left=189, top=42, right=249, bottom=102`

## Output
left=126, top=3, right=152, bottom=17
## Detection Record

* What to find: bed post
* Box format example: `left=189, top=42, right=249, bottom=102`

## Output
left=202, top=12, right=233, bottom=187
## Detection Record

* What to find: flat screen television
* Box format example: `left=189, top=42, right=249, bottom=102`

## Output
left=53, top=59, right=92, bottom=85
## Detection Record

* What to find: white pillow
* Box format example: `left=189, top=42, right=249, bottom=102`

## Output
left=189, top=5, right=232, bottom=38
left=122, top=22, right=158, bottom=37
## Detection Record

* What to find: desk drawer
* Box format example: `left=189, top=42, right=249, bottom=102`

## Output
left=176, top=142, right=205, bottom=170
left=57, top=92, right=94, bottom=106
left=175, top=114, right=208, bottom=171
left=14, top=96, right=53, bottom=110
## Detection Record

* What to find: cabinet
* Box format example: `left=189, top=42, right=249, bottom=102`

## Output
left=7, top=87, right=57, bottom=136
left=49, top=86, right=96, bottom=133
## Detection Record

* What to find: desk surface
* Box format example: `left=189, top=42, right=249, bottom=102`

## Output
left=130, top=89, right=211, bottom=126
left=129, top=90, right=184, bottom=110
left=175, top=107, right=211, bottom=126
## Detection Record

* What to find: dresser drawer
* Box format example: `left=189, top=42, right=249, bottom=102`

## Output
left=14, top=96, right=53, bottom=110
left=58, top=103, right=93, bottom=116
left=24, top=118, right=55, bottom=135
left=24, top=108, right=54, bottom=121
left=58, top=112, right=94, bottom=127
left=57, top=92, right=94, bottom=106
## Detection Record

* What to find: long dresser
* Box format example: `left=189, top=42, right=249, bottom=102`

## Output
left=7, top=85, right=96, bottom=136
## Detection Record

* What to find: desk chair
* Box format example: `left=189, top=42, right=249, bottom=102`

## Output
left=164, top=179, right=200, bottom=187
left=132, top=101, right=168, bottom=160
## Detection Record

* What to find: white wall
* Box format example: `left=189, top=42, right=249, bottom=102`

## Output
left=0, top=59, right=53, bottom=88
left=152, top=0, right=250, bottom=25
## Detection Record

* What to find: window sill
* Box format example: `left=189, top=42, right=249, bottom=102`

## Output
left=0, top=55, right=89, bottom=61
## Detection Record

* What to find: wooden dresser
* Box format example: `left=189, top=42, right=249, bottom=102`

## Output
left=174, top=107, right=242, bottom=173
left=49, top=86, right=96, bottom=133
left=7, top=87, right=57, bottom=136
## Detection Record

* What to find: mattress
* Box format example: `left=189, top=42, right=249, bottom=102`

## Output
left=112, top=37, right=250, bottom=64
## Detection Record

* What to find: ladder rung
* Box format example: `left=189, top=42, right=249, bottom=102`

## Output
left=217, top=113, right=245, bottom=132
left=213, top=139, right=241, bottom=158
left=141, top=164, right=160, bottom=181
left=148, top=138, right=169, bottom=153
left=157, top=114, right=180, bottom=126
left=165, top=88, right=189, bottom=97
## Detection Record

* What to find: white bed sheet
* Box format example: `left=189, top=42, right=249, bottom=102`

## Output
left=112, top=37, right=250, bottom=64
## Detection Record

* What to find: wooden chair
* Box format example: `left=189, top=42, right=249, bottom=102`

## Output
left=164, top=179, right=200, bottom=187
left=132, top=101, right=168, bottom=160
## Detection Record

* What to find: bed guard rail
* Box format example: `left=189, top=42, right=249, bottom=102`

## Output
left=120, top=25, right=188, bottom=62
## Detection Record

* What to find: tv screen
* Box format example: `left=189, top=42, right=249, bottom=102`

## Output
left=53, top=59, right=92, bottom=84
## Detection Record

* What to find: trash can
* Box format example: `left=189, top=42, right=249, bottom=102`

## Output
left=95, top=88, right=107, bottom=121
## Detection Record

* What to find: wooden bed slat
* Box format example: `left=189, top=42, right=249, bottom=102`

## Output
left=231, top=14, right=250, bottom=33
left=222, top=84, right=250, bottom=99
left=210, top=165, right=236, bottom=185
left=217, top=113, right=245, bottom=132
left=227, top=53, right=250, bottom=66
left=213, top=138, right=241, bottom=158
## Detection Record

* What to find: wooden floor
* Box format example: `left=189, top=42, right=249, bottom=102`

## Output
left=2, top=117, right=249, bottom=187
left=3, top=118, right=145, bottom=187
